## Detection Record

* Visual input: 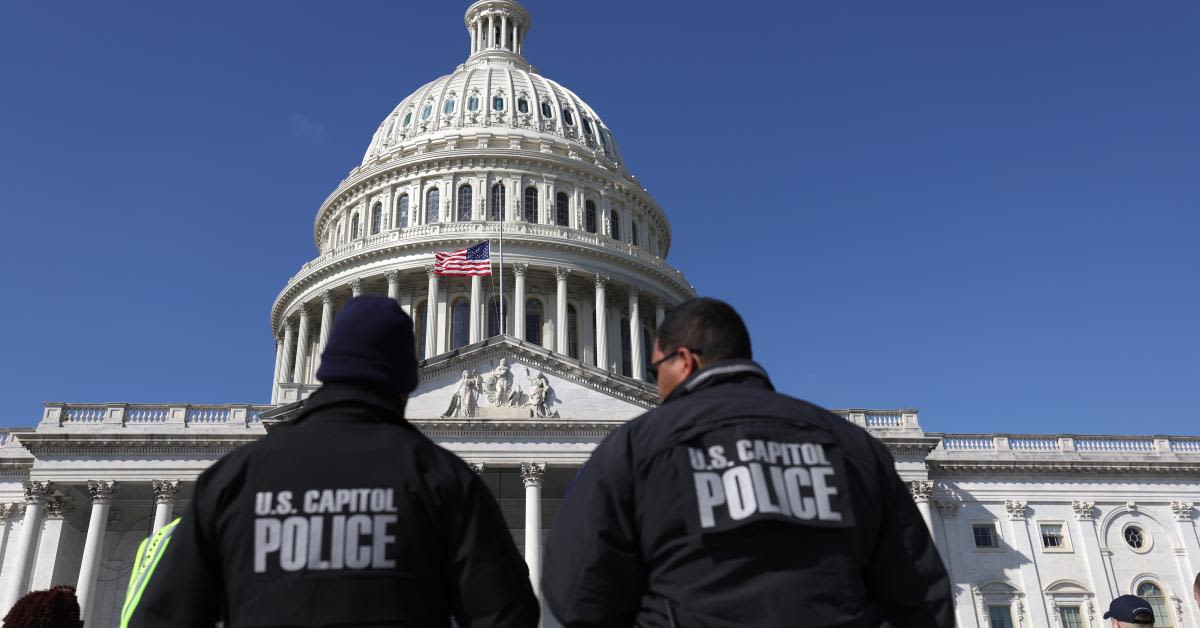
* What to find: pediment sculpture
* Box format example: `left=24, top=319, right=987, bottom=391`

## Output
left=439, top=361, right=559, bottom=419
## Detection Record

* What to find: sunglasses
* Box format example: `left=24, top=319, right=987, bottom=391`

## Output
left=647, top=348, right=702, bottom=383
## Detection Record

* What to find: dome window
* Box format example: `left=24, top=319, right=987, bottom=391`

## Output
left=562, top=107, right=575, bottom=126
left=402, top=110, right=413, bottom=127
left=443, top=99, right=456, bottom=115
left=467, top=95, right=480, bottom=112
left=420, top=104, right=433, bottom=121
left=585, top=201, right=597, bottom=233
left=517, top=97, right=529, bottom=114
left=583, top=119, right=594, bottom=138
left=425, top=188, right=440, bottom=224
left=555, top=192, right=569, bottom=227
left=489, top=183, right=505, bottom=221
left=541, top=101, right=553, bottom=118
left=609, top=209, right=621, bottom=241
left=492, top=95, right=505, bottom=111
left=523, top=186, right=538, bottom=222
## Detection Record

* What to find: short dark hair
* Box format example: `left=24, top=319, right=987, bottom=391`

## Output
left=654, top=297, right=752, bottom=362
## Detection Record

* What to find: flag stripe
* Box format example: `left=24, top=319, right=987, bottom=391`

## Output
left=434, top=241, right=492, bottom=276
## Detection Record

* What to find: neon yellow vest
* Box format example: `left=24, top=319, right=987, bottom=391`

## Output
left=119, top=517, right=181, bottom=628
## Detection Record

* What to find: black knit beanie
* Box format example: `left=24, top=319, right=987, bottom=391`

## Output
left=316, top=295, right=419, bottom=395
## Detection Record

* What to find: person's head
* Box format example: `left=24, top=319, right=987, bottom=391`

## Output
left=315, top=295, right=419, bottom=404
left=650, top=297, right=752, bottom=400
left=1104, top=594, right=1155, bottom=626
left=2, top=585, right=82, bottom=628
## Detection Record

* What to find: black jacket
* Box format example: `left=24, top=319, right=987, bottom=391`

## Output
left=543, top=361, right=953, bottom=628
left=129, top=383, right=539, bottom=628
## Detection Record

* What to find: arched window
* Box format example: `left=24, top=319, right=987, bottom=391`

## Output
left=583, top=118, right=595, bottom=139
left=631, top=221, right=640, bottom=247
left=420, top=104, right=433, bottom=121
left=370, top=202, right=382, bottom=235
left=415, top=302, right=428, bottom=357
left=396, top=194, right=409, bottom=228
left=567, top=304, right=579, bottom=359
left=442, top=98, right=455, bottom=115
left=525, top=299, right=543, bottom=345
left=585, top=200, right=597, bottom=233
left=350, top=214, right=361, bottom=240
left=492, top=95, right=504, bottom=111
left=524, top=186, right=538, bottom=222
left=457, top=185, right=473, bottom=222
left=609, top=210, right=621, bottom=241
left=517, top=97, right=529, bottom=114
left=467, top=95, right=480, bottom=112
left=488, top=297, right=509, bottom=338
left=1136, top=582, right=1172, bottom=627
left=425, top=188, right=440, bottom=224
left=620, top=318, right=632, bottom=377
left=555, top=192, right=570, bottom=226
left=540, top=101, right=553, bottom=118
left=490, top=183, right=505, bottom=221
left=562, top=107, right=575, bottom=126
left=402, top=110, right=413, bottom=127
left=451, top=299, right=471, bottom=350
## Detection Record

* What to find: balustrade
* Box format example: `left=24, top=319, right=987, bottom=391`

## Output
left=942, top=436, right=994, bottom=451
left=1074, top=438, right=1154, bottom=453
left=1009, top=437, right=1059, bottom=451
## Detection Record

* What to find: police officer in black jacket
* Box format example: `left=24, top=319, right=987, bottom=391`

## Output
left=543, top=298, right=953, bottom=628
left=128, top=295, right=539, bottom=628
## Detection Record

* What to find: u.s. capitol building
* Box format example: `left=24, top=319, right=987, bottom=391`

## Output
left=1, top=2, right=1196, bottom=626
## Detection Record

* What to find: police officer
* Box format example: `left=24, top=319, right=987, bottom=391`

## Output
left=1102, top=594, right=1155, bottom=626
left=543, top=298, right=953, bottom=627
left=127, top=295, right=539, bottom=627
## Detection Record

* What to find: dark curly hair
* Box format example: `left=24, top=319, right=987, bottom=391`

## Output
left=2, top=585, right=82, bottom=628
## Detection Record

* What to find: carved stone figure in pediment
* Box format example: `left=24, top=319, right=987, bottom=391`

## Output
left=441, top=370, right=482, bottom=418
left=525, top=371, right=558, bottom=418
left=484, top=358, right=522, bottom=407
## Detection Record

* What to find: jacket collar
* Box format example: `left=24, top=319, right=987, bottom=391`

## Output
left=292, top=382, right=410, bottom=426
left=663, top=359, right=774, bottom=404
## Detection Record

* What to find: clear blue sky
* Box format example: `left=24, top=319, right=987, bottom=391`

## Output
left=0, top=1, right=1196, bottom=435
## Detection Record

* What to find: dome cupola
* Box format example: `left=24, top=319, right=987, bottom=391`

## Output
left=465, top=0, right=531, bottom=60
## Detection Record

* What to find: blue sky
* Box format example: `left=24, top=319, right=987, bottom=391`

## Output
left=0, top=1, right=1196, bottom=435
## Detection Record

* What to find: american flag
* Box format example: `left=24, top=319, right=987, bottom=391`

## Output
left=434, top=241, right=492, bottom=276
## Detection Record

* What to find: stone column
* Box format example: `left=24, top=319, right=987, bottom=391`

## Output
left=501, top=15, right=508, bottom=50
left=521, top=463, right=546, bottom=598
left=315, top=291, right=334, bottom=376
left=152, top=480, right=182, bottom=532
left=270, top=335, right=283, bottom=404
left=594, top=275, right=608, bottom=370
left=77, top=480, right=117, bottom=621
left=350, top=278, right=363, bottom=298
left=628, top=287, right=644, bottom=380
left=1071, top=501, right=1114, bottom=601
left=470, top=274, right=483, bottom=344
left=1170, top=500, right=1199, bottom=626
left=1005, top=500, right=1051, bottom=626
left=907, top=480, right=934, bottom=532
left=487, top=15, right=494, bottom=48
left=29, top=494, right=73, bottom=591
left=513, top=263, right=528, bottom=341
left=280, top=321, right=295, bottom=385
left=555, top=268, right=570, bottom=354
left=425, top=266, right=439, bottom=359
left=0, top=482, right=50, bottom=614
left=292, top=305, right=310, bottom=384
left=387, top=270, right=401, bottom=302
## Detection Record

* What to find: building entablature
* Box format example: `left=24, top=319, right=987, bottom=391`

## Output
left=928, top=433, right=1200, bottom=476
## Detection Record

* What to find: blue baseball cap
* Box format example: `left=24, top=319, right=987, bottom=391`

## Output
left=1103, top=595, right=1155, bottom=624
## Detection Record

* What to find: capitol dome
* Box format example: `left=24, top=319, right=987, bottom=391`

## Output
left=269, top=0, right=696, bottom=408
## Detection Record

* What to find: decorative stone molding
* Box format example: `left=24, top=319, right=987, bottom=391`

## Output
left=43, top=494, right=74, bottom=519
left=386, top=270, right=400, bottom=283
left=153, top=480, right=182, bottom=504
left=0, top=503, right=15, bottom=521
left=513, top=262, right=528, bottom=277
left=86, top=480, right=117, bottom=504
left=108, top=510, right=122, bottom=527
left=1072, top=500, right=1095, bottom=521
left=468, top=462, right=485, bottom=476
left=520, top=462, right=545, bottom=487
left=1004, top=499, right=1028, bottom=520
left=425, top=264, right=437, bottom=278
left=1169, top=501, right=1194, bottom=521
left=907, top=480, right=933, bottom=503
left=935, top=500, right=960, bottom=517
left=350, top=278, right=364, bottom=296
left=321, top=290, right=334, bottom=304
left=554, top=266, right=571, bottom=281
left=23, top=480, right=51, bottom=504
left=1126, top=501, right=1138, bottom=512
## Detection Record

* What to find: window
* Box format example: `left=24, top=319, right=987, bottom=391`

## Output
left=370, top=203, right=382, bottom=235
left=599, top=128, right=612, bottom=154
left=1057, top=606, right=1083, bottom=628
left=451, top=299, right=470, bottom=350
left=1124, top=525, right=1146, bottom=550
left=524, top=186, right=538, bottom=222
left=492, top=95, right=504, bottom=111
left=396, top=194, right=409, bottom=228
left=562, top=107, right=575, bottom=126
left=1040, top=523, right=1066, bottom=550
left=443, top=99, right=455, bottom=115
left=488, top=297, right=508, bottom=338
left=457, top=185, right=473, bottom=222
left=973, top=524, right=997, bottom=548
left=350, top=214, right=360, bottom=240
left=620, top=318, right=632, bottom=376
left=585, top=201, right=597, bottom=233
left=467, top=95, right=480, bottom=112
left=555, top=192, right=570, bottom=226
left=525, top=299, right=543, bottom=345
left=415, top=302, right=428, bottom=357
left=583, top=118, right=594, bottom=138
left=987, top=606, right=1014, bottom=628
left=567, top=304, right=578, bottom=359
left=631, top=221, right=639, bottom=247
left=517, top=97, right=529, bottom=114
left=402, top=110, right=413, bottom=127
left=609, top=210, right=621, bottom=241
left=489, top=181, right=504, bottom=220
left=425, top=188, right=440, bottom=224
left=1137, top=582, right=1174, bottom=627
left=420, top=104, right=432, bottom=121
left=540, top=101, right=553, bottom=118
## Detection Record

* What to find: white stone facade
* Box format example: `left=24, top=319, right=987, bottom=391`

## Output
left=1, top=2, right=1197, bottom=627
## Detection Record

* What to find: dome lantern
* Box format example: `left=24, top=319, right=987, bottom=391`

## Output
left=465, top=0, right=531, bottom=60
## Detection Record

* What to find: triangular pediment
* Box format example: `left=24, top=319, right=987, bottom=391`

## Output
left=406, top=335, right=657, bottom=421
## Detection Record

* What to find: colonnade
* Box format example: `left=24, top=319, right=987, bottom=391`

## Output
left=0, top=479, right=181, bottom=622
left=273, top=264, right=670, bottom=401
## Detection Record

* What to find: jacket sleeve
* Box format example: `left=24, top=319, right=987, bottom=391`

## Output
left=863, top=440, right=955, bottom=628
left=447, top=468, right=540, bottom=628
left=542, top=431, right=644, bottom=627
left=125, top=472, right=224, bottom=627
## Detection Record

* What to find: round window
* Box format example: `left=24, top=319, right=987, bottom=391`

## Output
left=1123, top=524, right=1150, bottom=552
left=420, top=104, right=432, bottom=121
left=442, top=99, right=456, bottom=115
left=402, top=110, right=413, bottom=127
left=467, top=95, right=480, bottom=112
left=540, top=101, right=553, bottom=118
left=517, top=97, right=529, bottom=114
left=492, top=95, right=505, bottom=111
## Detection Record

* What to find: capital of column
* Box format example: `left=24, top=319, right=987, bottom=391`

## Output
left=907, top=480, right=933, bottom=503
left=513, top=263, right=528, bottom=277
left=1072, top=500, right=1095, bottom=521
left=595, top=274, right=609, bottom=289
left=935, top=500, right=960, bottom=518
left=1004, top=499, right=1028, bottom=520
left=554, top=266, right=571, bottom=281
left=152, top=479, right=182, bottom=504
left=520, top=462, right=546, bottom=487
left=44, top=494, right=74, bottom=519
left=295, top=303, right=310, bottom=318
left=22, top=480, right=51, bottom=505
left=386, top=270, right=401, bottom=283
left=627, top=285, right=639, bottom=300
left=0, top=503, right=15, bottom=521
left=321, top=290, right=335, bottom=304
left=468, top=463, right=486, bottom=476
left=86, top=480, right=117, bottom=504
left=425, top=264, right=438, bottom=278
left=284, top=320, right=295, bottom=332
left=1169, top=500, right=1194, bottom=521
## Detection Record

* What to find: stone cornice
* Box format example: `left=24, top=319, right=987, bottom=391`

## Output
left=15, top=432, right=260, bottom=456
left=929, top=458, right=1200, bottom=477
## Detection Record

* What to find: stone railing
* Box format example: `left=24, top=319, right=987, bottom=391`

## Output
left=939, top=434, right=1200, bottom=454
left=832, top=410, right=919, bottom=430
left=42, top=403, right=272, bottom=429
